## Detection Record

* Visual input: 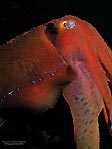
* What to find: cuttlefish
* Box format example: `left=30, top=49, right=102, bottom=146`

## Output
left=0, top=15, right=112, bottom=149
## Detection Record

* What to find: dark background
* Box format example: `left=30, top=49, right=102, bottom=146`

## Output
left=0, top=0, right=112, bottom=46
left=0, top=0, right=112, bottom=149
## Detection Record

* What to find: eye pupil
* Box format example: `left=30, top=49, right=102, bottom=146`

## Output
left=63, top=20, right=76, bottom=29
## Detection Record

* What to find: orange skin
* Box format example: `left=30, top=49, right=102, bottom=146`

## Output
left=0, top=24, right=75, bottom=109
left=46, top=16, right=112, bottom=148
left=0, top=15, right=112, bottom=148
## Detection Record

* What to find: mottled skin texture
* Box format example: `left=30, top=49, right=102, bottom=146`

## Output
left=0, top=15, right=112, bottom=149
left=0, top=24, right=75, bottom=109
left=63, top=61, right=103, bottom=149
left=48, top=16, right=112, bottom=148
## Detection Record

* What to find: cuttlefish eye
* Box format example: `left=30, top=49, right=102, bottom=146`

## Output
left=63, top=20, right=76, bottom=29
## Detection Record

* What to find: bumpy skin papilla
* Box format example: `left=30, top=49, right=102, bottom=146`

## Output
left=0, top=15, right=112, bottom=149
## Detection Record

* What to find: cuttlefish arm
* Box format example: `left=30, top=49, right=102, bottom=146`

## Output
left=0, top=22, right=75, bottom=116
left=63, top=62, right=103, bottom=149
left=47, top=15, right=112, bottom=148
left=1, top=15, right=112, bottom=149
left=78, top=19, right=112, bottom=125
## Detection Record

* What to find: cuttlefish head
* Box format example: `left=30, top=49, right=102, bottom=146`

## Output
left=0, top=21, right=76, bottom=112
left=46, top=15, right=112, bottom=129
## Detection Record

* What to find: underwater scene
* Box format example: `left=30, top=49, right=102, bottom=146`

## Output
left=0, top=1, right=112, bottom=149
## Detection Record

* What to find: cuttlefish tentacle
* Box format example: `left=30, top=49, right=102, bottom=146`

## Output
left=84, top=43, right=112, bottom=126
left=0, top=15, right=112, bottom=149
left=81, top=19, right=112, bottom=81
left=79, top=20, right=112, bottom=125
left=50, top=15, right=112, bottom=148
left=63, top=61, right=103, bottom=149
